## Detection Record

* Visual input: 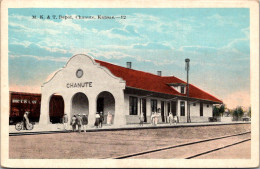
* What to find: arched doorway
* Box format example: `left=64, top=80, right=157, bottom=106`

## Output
left=71, top=92, right=89, bottom=117
left=49, top=94, right=64, bottom=124
left=96, top=91, right=115, bottom=124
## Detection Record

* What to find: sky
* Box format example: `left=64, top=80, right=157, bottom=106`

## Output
left=8, top=8, right=250, bottom=109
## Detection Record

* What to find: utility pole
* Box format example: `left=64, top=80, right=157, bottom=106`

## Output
left=185, top=58, right=191, bottom=123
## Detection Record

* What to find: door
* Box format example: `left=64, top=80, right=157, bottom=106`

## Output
left=142, top=98, right=147, bottom=122
left=171, top=101, right=177, bottom=116
left=97, top=97, right=104, bottom=113
left=161, top=101, right=165, bottom=122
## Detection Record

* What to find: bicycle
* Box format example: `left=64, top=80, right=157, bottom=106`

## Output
left=15, top=121, right=34, bottom=131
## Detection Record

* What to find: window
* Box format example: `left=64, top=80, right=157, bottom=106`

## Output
left=129, top=96, right=138, bottom=115
left=167, top=102, right=170, bottom=115
left=141, top=99, right=147, bottom=122
left=141, top=99, right=146, bottom=114
left=161, top=101, right=165, bottom=122
left=181, top=86, right=185, bottom=94
left=171, top=101, right=177, bottom=116
left=193, top=103, right=196, bottom=106
left=151, top=99, right=157, bottom=112
left=207, top=104, right=209, bottom=108
left=180, top=101, right=185, bottom=116
left=200, top=103, right=203, bottom=116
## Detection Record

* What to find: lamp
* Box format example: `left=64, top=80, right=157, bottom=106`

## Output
left=185, top=58, right=191, bottom=123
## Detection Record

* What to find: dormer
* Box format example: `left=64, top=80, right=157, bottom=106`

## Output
left=167, top=83, right=186, bottom=94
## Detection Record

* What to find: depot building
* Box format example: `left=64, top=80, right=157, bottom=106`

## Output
left=39, top=54, right=222, bottom=127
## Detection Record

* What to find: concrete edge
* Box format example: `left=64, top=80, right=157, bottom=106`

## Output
left=9, top=122, right=251, bottom=136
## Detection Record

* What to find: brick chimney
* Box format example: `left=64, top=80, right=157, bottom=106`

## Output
left=126, top=62, right=132, bottom=69
left=157, top=71, right=162, bottom=76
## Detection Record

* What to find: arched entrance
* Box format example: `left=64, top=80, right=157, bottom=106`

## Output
left=49, top=94, right=64, bottom=124
left=71, top=92, right=89, bottom=117
left=96, top=91, right=115, bottom=124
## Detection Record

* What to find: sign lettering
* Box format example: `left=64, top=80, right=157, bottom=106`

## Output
left=66, top=82, right=93, bottom=88
left=12, top=99, right=37, bottom=104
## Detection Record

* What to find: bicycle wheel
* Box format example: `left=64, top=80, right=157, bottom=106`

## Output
left=15, top=122, right=23, bottom=131
left=26, top=123, right=34, bottom=130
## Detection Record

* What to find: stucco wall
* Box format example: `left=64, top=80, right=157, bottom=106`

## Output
left=124, top=94, right=214, bottom=124
left=179, top=102, right=213, bottom=123
left=40, top=54, right=215, bottom=126
left=124, top=94, right=179, bottom=124
left=40, top=54, right=126, bottom=127
left=203, top=103, right=213, bottom=117
left=190, top=102, right=200, bottom=117
left=190, top=116, right=210, bottom=122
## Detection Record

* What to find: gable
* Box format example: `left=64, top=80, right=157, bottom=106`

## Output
left=42, top=54, right=126, bottom=94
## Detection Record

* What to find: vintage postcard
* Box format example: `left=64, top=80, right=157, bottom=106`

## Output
left=1, top=0, right=259, bottom=168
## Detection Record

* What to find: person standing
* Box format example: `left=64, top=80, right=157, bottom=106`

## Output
left=99, top=112, right=104, bottom=128
left=107, top=112, right=112, bottom=125
left=62, top=113, right=68, bottom=130
left=173, top=115, right=178, bottom=125
left=168, top=112, right=174, bottom=125
left=76, top=114, right=83, bottom=133
left=71, top=115, right=77, bottom=132
left=165, top=113, right=168, bottom=123
left=154, top=108, right=161, bottom=126
left=82, top=114, right=88, bottom=132
left=94, top=112, right=100, bottom=128
left=139, top=113, right=144, bottom=126
left=151, top=112, right=155, bottom=126
left=23, top=111, right=30, bottom=129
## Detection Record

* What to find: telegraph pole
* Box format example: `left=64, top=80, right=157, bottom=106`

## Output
left=185, top=58, right=191, bottom=123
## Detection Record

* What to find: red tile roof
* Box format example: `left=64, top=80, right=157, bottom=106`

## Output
left=95, top=60, right=222, bottom=103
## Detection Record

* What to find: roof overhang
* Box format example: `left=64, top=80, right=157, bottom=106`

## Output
left=167, top=83, right=187, bottom=87
left=124, top=86, right=222, bottom=104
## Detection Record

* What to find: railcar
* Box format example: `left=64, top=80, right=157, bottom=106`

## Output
left=9, top=91, right=64, bottom=125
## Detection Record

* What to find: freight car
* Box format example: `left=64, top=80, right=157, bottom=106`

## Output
left=9, top=91, right=64, bottom=125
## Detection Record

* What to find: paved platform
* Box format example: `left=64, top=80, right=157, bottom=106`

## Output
left=9, top=121, right=250, bottom=135
left=9, top=123, right=251, bottom=159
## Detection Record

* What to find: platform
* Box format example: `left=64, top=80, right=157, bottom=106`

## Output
left=9, top=121, right=250, bottom=135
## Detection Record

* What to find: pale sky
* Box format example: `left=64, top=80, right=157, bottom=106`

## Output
left=8, top=8, right=250, bottom=109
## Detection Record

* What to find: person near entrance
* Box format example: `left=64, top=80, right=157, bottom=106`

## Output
left=151, top=112, right=155, bottom=126
left=82, top=114, right=88, bottom=132
left=107, top=112, right=112, bottom=125
left=76, top=114, right=83, bottom=133
left=173, top=115, right=178, bottom=124
left=139, top=113, right=144, bottom=126
left=71, top=115, right=77, bottom=132
left=94, top=112, right=100, bottom=128
left=168, top=112, right=174, bottom=125
left=99, top=112, right=104, bottom=128
left=155, top=108, right=160, bottom=126
left=62, top=113, right=68, bottom=130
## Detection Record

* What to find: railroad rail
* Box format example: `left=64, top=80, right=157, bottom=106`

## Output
left=113, top=131, right=251, bottom=159
left=186, top=138, right=250, bottom=159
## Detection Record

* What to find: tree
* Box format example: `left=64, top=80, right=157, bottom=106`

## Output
left=248, top=107, right=251, bottom=117
left=213, top=106, right=220, bottom=117
left=219, top=104, right=226, bottom=116
left=213, top=104, right=226, bottom=117
left=232, top=106, right=244, bottom=121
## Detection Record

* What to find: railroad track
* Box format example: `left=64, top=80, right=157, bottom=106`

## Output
left=113, top=131, right=251, bottom=159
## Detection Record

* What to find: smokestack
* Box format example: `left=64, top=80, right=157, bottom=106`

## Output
left=126, top=62, right=132, bottom=69
left=157, top=71, right=162, bottom=76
